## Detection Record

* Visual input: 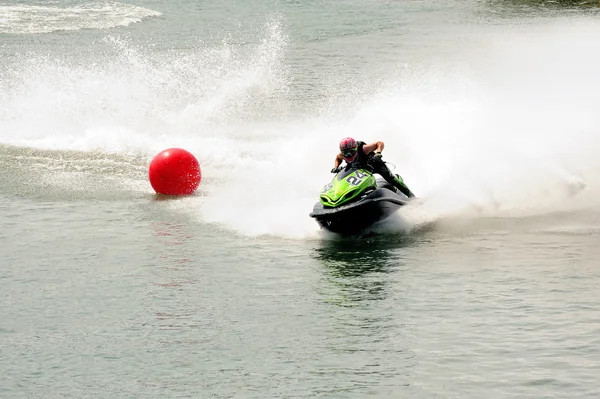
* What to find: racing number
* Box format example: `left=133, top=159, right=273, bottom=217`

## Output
left=346, top=171, right=365, bottom=186
left=321, top=183, right=333, bottom=193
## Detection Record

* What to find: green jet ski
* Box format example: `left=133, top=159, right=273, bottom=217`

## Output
left=309, top=165, right=411, bottom=235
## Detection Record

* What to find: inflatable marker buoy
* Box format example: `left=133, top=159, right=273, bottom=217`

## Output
left=149, top=148, right=201, bottom=195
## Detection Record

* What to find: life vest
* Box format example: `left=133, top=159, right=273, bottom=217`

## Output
left=347, top=141, right=370, bottom=168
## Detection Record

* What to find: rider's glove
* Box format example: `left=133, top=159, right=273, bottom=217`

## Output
left=331, top=166, right=341, bottom=173
left=374, top=151, right=382, bottom=158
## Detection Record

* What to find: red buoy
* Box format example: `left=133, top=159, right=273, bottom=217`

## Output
left=149, top=148, right=202, bottom=195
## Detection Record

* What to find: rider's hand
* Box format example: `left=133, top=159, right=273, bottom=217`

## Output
left=374, top=151, right=382, bottom=158
left=331, top=166, right=341, bottom=173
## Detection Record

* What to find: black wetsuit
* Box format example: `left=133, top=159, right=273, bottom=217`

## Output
left=348, top=141, right=415, bottom=198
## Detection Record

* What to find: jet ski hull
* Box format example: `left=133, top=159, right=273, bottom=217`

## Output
left=309, top=187, right=408, bottom=235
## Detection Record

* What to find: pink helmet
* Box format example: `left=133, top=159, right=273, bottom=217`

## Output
left=339, top=137, right=358, bottom=162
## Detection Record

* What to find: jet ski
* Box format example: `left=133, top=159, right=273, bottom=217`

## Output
left=309, top=165, right=411, bottom=235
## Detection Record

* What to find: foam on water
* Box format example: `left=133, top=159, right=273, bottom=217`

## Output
left=394, top=20, right=600, bottom=227
left=0, top=2, right=161, bottom=34
left=1, top=18, right=600, bottom=238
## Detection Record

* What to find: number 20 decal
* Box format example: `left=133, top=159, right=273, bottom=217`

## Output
left=347, top=171, right=365, bottom=186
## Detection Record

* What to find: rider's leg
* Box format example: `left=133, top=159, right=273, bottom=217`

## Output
left=392, top=174, right=415, bottom=198
left=369, top=157, right=415, bottom=198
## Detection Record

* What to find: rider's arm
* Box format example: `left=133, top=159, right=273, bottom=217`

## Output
left=334, top=153, right=343, bottom=167
left=363, top=141, right=384, bottom=154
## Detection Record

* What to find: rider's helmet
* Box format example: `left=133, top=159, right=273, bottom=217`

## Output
left=339, top=137, right=358, bottom=162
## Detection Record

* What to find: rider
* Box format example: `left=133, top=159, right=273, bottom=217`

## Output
left=332, top=137, right=415, bottom=198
